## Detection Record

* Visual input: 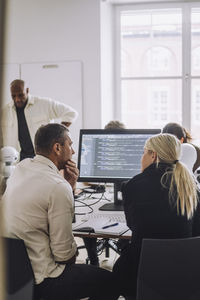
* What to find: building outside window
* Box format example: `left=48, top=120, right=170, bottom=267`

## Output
left=149, top=87, right=169, bottom=126
left=115, top=2, right=200, bottom=144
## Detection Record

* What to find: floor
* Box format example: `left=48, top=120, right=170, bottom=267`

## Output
left=75, top=237, right=125, bottom=300
left=75, top=237, right=120, bottom=269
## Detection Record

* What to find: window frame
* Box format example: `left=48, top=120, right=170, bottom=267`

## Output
left=114, top=1, right=200, bottom=133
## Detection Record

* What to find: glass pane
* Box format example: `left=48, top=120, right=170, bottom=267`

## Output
left=121, top=8, right=182, bottom=77
left=191, top=8, right=200, bottom=76
left=191, top=79, right=200, bottom=145
left=121, top=79, right=182, bottom=129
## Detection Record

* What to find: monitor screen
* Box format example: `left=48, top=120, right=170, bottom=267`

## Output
left=77, top=129, right=161, bottom=183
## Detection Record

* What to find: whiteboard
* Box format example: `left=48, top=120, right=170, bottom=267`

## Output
left=21, top=61, right=83, bottom=159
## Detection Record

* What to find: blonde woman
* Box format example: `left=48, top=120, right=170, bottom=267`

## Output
left=113, top=133, right=200, bottom=299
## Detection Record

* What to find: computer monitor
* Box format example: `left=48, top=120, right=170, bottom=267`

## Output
left=77, top=129, right=161, bottom=211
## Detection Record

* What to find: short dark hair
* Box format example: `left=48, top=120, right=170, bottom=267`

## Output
left=10, top=79, right=25, bottom=89
left=34, top=123, right=69, bottom=154
left=162, top=122, right=188, bottom=142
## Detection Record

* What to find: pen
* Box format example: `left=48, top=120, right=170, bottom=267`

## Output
left=102, top=222, right=119, bottom=229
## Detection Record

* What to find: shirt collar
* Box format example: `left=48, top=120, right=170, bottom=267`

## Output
left=143, top=162, right=173, bottom=173
left=10, top=94, right=34, bottom=109
left=26, top=94, right=34, bottom=106
left=33, top=155, right=60, bottom=173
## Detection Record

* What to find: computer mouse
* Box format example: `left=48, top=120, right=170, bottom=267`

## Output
left=73, top=226, right=94, bottom=233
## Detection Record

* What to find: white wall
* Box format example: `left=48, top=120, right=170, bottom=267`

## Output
left=4, top=0, right=104, bottom=129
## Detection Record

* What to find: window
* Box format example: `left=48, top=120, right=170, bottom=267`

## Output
left=115, top=3, right=200, bottom=143
left=149, top=87, right=169, bottom=126
left=192, top=47, right=200, bottom=71
left=145, top=47, right=172, bottom=72
left=191, top=7, right=200, bottom=140
left=192, top=86, right=200, bottom=123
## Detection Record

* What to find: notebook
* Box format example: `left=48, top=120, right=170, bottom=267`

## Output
left=73, top=217, right=129, bottom=235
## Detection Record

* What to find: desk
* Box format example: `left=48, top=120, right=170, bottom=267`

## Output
left=72, top=188, right=131, bottom=240
left=73, top=231, right=131, bottom=239
left=73, top=189, right=131, bottom=263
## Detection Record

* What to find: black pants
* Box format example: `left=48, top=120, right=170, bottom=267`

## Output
left=113, top=243, right=140, bottom=298
left=35, top=263, right=120, bottom=300
left=83, top=237, right=99, bottom=265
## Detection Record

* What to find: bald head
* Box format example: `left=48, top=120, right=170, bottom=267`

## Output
left=10, top=79, right=29, bottom=108
left=10, top=79, right=25, bottom=89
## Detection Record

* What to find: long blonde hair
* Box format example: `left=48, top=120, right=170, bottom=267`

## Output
left=145, top=133, right=198, bottom=219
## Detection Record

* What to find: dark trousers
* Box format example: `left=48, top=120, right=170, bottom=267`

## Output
left=113, top=243, right=140, bottom=298
left=35, top=263, right=120, bottom=300
left=83, top=237, right=99, bottom=265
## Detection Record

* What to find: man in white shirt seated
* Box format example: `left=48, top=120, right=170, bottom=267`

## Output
left=2, top=79, right=78, bottom=161
left=1, top=123, right=119, bottom=300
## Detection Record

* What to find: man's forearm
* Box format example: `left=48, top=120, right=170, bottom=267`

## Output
left=56, top=254, right=76, bottom=265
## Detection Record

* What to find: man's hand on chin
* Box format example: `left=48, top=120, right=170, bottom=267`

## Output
left=63, top=160, right=79, bottom=191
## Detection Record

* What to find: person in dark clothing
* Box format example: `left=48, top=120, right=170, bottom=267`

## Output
left=2, top=79, right=78, bottom=161
left=113, top=133, right=200, bottom=298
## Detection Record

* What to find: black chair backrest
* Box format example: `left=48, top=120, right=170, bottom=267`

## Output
left=137, top=237, right=200, bottom=300
left=3, top=237, right=35, bottom=299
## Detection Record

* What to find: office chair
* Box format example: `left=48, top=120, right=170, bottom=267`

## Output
left=3, top=237, right=35, bottom=300
left=96, top=237, right=121, bottom=257
left=180, top=143, right=197, bottom=172
left=136, top=237, right=200, bottom=300
left=3, top=237, right=86, bottom=300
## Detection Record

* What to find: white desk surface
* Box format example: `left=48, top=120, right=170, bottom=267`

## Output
left=73, top=187, right=131, bottom=239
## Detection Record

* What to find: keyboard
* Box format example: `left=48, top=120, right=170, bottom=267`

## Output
left=83, top=213, right=126, bottom=223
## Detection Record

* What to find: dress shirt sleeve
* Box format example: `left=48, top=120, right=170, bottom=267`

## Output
left=48, top=181, right=77, bottom=262
left=43, top=97, right=78, bottom=123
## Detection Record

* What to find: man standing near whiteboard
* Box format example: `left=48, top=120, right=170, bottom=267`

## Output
left=2, top=79, right=78, bottom=161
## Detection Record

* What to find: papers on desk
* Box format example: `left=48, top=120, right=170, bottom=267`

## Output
left=73, top=217, right=129, bottom=235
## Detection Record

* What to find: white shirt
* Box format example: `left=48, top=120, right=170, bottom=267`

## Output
left=1, top=155, right=77, bottom=284
left=1, top=95, right=78, bottom=152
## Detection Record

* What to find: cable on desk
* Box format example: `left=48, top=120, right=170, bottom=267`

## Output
left=75, top=199, right=93, bottom=208
left=75, top=199, right=94, bottom=215
left=83, top=192, right=105, bottom=207
left=75, top=190, right=111, bottom=204
left=74, top=191, right=92, bottom=201
left=74, top=191, right=112, bottom=216
left=101, top=194, right=112, bottom=202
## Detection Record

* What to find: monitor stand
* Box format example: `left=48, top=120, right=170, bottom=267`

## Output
left=99, top=182, right=124, bottom=211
